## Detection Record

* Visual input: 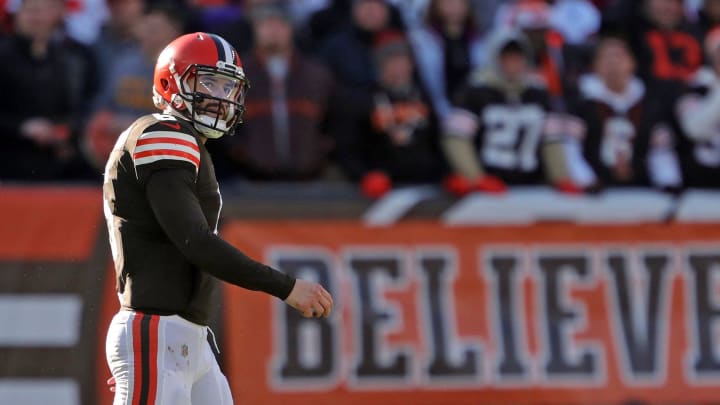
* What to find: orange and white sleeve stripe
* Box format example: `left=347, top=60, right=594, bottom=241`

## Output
left=133, top=131, right=200, bottom=171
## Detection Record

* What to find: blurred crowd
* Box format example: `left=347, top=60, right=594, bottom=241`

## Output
left=2, top=0, right=720, bottom=199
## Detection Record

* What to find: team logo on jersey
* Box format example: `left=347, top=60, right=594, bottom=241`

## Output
left=159, top=122, right=181, bottom=130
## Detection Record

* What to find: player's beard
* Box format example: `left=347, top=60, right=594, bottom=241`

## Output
left=197, top=102, right=227, bottom=121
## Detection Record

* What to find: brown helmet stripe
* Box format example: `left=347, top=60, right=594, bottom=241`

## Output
left=209, top=34, right=233, bottom=65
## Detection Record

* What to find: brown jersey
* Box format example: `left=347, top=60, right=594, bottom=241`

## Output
left=103, top=113, right=295, bottom=325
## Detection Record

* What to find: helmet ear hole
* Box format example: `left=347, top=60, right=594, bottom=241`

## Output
left=160, top=78, right=170, bottom=91
left=172, top=94, right=185, bottom=110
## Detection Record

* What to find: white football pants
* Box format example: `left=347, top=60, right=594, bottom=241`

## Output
left=106, top=310, right=233, bottom=405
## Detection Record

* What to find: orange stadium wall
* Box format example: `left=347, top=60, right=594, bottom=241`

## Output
left=2, top=187, right=720, bottom=405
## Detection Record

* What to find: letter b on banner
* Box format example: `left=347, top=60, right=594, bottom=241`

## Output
left=273, top=255, right=336, bottom=382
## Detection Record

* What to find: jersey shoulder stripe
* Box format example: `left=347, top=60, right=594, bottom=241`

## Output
left=133, top=130, right=201, bottom=170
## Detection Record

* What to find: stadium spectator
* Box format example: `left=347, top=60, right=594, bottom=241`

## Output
left=549, top=0, right=601, bottom=46
left=468, top=0, right=506, bottom=34
left=335, top=31, right=446, bottom=198
left=442, top=29, right=564, bottom=194
left=8, top=0, right=111, bottom=45
left=409, top=0, right=487, bottom=121
left=386, top=0, right=428, bottom=29
left=208, top=1, right=340, bottom=181
left=208, top=0, right=324, bottom=56
left=674, top=27, right=720, bottom=189
left=298, top=0, right=405, bottom=54
left=82, top=1, right=187, bottom=170
left=693, top=0, right=720, bottom=47
left=495, top=0, right=592, bottom=110
left=62, top=0, right=108, bottom=45
left=601, top=0, right=702, bottom=85
left=287, top=0, right=331, bottom=26
left=206, top=0, right=254, bottom=55
left=571, top=37, right=682, bottom=190
left=385, top=0, right=505, bottom=32
left=92, top=0, right=144, bottom=86
left=0, top=0, right=11, bottom=34
left=296, top=0, right=353, bottom=54
left=317, top=0, right=404, bottom=94
left=0, top=0, right=98, bottom=181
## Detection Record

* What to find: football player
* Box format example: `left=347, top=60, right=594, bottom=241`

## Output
left=103, top=33, right=333, bottom=404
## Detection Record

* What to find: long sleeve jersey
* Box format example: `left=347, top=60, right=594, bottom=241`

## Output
left=103, top=113, right=295, bottom=325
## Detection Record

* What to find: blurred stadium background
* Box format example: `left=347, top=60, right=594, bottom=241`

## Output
left=3, top=0, right=720, bottom=404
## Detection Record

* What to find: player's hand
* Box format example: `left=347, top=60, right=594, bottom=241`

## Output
left=285, top=279, right=333, bottom=318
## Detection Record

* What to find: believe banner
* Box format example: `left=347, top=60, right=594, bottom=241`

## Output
left=222, top=221, right=720, bottom=405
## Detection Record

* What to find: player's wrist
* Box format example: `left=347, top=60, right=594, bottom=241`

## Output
left=279, top=275, right=297, bottom=301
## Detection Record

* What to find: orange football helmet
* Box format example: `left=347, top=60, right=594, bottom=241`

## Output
left=153, top=32, right=250, bottom=138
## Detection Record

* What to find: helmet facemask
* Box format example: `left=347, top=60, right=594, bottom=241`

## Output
left=176, top=64, right=249, bottom=139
